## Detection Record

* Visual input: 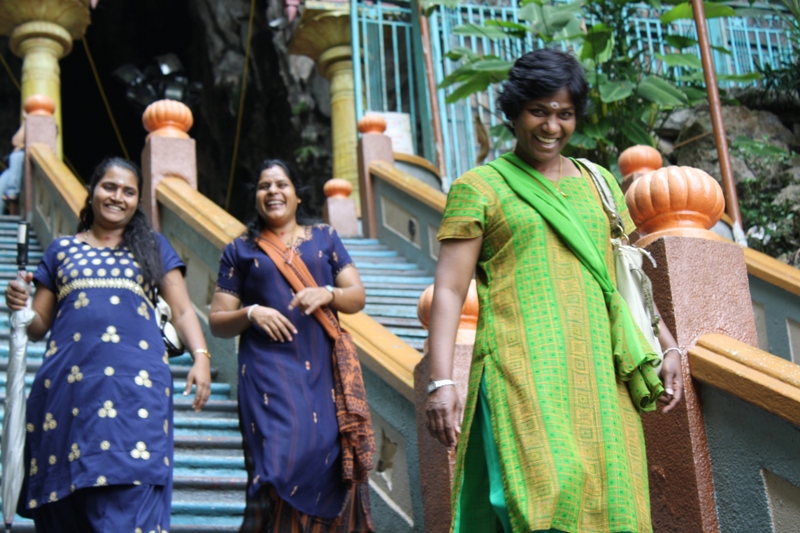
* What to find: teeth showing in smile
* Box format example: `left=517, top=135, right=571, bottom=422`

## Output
left=536, top=135, right=559, bottom=146
left=105, top=205, right=123, bottom=212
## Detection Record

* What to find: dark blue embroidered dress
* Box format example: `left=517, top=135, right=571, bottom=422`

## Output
left=216, top=225, right=354, bottom=519
left=24, top=234, right=183, bottom=529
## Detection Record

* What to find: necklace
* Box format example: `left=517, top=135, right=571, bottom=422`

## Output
left=553, top=155, right=567, bottom=198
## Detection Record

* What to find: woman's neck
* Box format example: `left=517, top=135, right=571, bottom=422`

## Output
left=264, top=220, right=302, bottom=246
left=516, top=150, right=563, bottom=183
left=81, top=225, right=125, bottom=248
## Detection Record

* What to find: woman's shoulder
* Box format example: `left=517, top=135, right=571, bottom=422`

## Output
left=307, top=223, right=341, bottom=241
left=448, top=164, right=505, bottom=203
left=223, top=235, right=252, bottom=255
left=45, top=235, right=80, bottom=254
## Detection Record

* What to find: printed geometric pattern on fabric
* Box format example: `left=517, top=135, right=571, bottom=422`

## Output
left=438, top=165, right=652, bottom=533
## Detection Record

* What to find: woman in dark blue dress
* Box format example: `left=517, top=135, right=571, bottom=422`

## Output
left=5, top=157, right=212, bottom=532
left=209, top=159, right=374, bottom=532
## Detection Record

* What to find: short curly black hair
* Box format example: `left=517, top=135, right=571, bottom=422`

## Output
left=498, top=48, right=589, bottom=126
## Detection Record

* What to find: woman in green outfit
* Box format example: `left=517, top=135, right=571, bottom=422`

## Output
left=424, top=48, right=684, bottom=533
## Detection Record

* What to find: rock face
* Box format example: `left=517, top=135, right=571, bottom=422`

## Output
left=666, top=104, right=799, bottom=184
left=658, top=104, right=800, bottom=264
left=185, top=0, right=333, bottom=220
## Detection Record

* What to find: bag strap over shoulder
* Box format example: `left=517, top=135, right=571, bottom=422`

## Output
left=575, top=158, right=626, bottom=239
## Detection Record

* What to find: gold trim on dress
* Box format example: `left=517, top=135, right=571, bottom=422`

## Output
left=57, top=278, right=155, bottom=306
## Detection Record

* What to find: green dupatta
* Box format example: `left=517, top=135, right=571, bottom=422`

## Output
left=488, top=152, right=664, bottom=411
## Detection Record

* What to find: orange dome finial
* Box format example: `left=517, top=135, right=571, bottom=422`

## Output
left=142, top=100, right=193, bottom=139
left=626, top=166, right=726, bottom=247
left=358, top=114, right=387, bottom=135
left=323, top=178, right=353, bottom=199
left=417, top=281, right=479, bottom=333
left=24, top=95, right=56, bottom=116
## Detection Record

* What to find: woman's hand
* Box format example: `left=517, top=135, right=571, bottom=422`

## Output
left=184, top=354, right=211, bottom=412
left=425, top=385, right=463, bottom=448
left=659, top=350, right=684, bottom=413
left=250, top=305, right=297, bottom=342
left=288, top=287, right=334, bottom=316
left=5, top=272, right=33, bottom=311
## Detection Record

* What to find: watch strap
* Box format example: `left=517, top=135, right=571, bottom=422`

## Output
left=427, top=379, right=456, bottom=394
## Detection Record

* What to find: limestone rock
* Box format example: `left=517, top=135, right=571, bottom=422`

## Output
left=673, top=105, right=799, bottom=184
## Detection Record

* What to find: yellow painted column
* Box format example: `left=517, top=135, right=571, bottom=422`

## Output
left=320, top=46, right=358, bottom=207
left=288, top=7, right=359, bottom=209
left=10, top=21, right=72, bottom=158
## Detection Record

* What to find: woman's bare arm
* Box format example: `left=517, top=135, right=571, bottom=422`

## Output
left=425, top=237, right=482, bottom=448
left=160, top=268, right=211, bottom=411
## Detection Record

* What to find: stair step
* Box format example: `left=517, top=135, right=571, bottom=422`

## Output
left=373, top=316, right=425, bottom=328
left=364, top=303, right=420, bottom=318
left=361, top=274, right=434, bottom=284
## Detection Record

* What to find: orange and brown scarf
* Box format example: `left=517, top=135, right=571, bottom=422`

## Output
left=256, top=229, right=375, bottom=483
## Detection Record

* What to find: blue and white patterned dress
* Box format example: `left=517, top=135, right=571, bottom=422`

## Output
left=24, top=233, right=183, bottom=527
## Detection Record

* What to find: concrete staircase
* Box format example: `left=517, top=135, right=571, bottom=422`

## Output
left=0, top=222, right=431, bottom=531
left=343, top=237, right=432, bottom=352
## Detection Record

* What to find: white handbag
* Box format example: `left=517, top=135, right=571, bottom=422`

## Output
left=156, top=293, right=185, bottom=357
left=577, top=158, right=663, bottom=374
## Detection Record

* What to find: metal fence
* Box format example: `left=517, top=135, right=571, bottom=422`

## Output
left=353, top=0, right=796, bottom=188
left=351, top=0, right=435, bottom=162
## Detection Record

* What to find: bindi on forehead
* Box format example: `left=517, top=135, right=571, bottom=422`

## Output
left=550, top=101, right=560, bottom=109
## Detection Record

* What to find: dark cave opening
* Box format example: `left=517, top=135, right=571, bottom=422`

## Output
left=61, top=0, right=198, bottom=183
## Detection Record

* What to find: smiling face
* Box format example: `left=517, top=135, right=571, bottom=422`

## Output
left=90, top=165, right=140, bottom=230
left=255, top=165, right=300, bottom=229
left=512, top=86, right=576, bottom=170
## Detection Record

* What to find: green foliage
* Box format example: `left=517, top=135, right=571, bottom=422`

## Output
left=732, top=136, right=800, bottom=259
left=427, top=0, right=739, bottom=170
left=659, top=2, right=736, bottom=24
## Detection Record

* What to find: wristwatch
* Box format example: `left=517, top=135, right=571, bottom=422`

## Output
left=324, top=285, right=335, bottom=294
left=427, top=379, right=456, bottom=394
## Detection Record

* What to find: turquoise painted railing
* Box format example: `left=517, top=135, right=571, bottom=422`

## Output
left=351, top=0, right=436, bottom=162
left=352, top=0, right=795, bottom=187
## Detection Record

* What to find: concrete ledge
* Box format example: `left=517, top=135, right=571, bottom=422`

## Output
left=744, top=247, right=800, bottom=299
left=342, top=311, right=421, bottom=402
left=689, top=333, right=800, bottom=426
left=156, top=177, right=245, bottom=251
left=370, top=160, right=446, bottom=214
left=29, top=144, right=84, bottom=217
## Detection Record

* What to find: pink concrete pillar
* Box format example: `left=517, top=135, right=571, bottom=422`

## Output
left=628, top=166, right=753, bottom=532
left=356, top=114, right=393, bottom=239
left=322, top=177, right=359, bottom=237
left=414, top=281, right=478, bottom=533
left=22, top=95, right=58, bottom=217
left=140, top=99, right=197, bottom=230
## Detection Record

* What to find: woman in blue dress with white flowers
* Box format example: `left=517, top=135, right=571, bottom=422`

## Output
left=5, top=157, right=212, bottom=532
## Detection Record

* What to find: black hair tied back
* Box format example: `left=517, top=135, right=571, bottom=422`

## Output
left=77, top=157, right=164, bottom=287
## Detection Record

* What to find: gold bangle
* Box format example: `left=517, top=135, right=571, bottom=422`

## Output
left=193, top=348, right=211, bottom=360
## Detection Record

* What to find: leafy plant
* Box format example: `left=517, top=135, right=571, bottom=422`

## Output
left=430, top=0, right=753, bottom=172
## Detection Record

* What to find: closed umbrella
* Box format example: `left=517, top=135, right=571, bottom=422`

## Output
left=2, top=222, right=34, bottom=531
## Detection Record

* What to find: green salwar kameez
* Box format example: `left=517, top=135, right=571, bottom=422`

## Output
left=438, top=154, right=661, bottom=533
